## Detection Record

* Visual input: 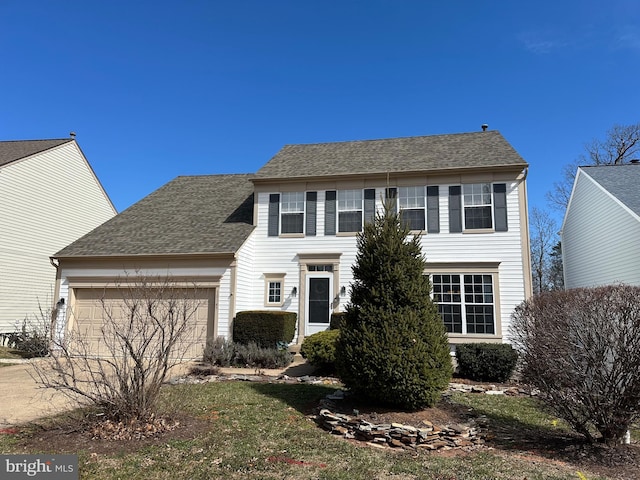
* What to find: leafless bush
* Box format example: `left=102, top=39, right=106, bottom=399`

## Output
left=33, top=277, right=204, bottom=422
left=511, top=285, right=640, bottom=444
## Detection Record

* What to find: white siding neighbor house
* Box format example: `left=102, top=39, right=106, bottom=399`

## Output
left=0, top=138, right=116, bottom=333
left=561, top=164, right=640, bottom=289
left=52, top=130, right=532, bottom=357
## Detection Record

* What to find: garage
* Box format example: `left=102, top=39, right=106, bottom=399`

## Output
left=71, top=287, right=216, bottom=360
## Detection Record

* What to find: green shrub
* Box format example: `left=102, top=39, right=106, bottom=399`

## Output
left=455, top=343, right=518, bottom=382
left=329, top=312, right=346, bottom=330
left=300, top=329, right=339, bottom=372
left=335, top=205, right=452, bottom=409
left=233, top=311, right=296, bottom=348
left=203, top=337, right=293, bottom=369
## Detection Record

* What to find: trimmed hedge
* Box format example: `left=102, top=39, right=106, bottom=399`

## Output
left=233, top=311, right=296, bottom=348
left=455, top=343, right=518, bottom=383
left=300, top=329, right=339, bottom=372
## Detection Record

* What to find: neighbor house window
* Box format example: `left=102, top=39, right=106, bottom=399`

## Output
left=462, top=183, right=493, bottom=229
left=280, top=192, right=305, bottom=234
left=264, top=274, right=286, bottom=306
left=338, top=189, right=363, bottom=233
left=432, top=274, right=495, bottom=334
left=398, top=186, right=426, bottom=230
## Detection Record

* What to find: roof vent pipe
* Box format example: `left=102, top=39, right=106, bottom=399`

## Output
left=481, top=124, right=488, bottom=132
left=70, top=132, right=76, bottom=138
left=630, top=159, right=640, bottom=164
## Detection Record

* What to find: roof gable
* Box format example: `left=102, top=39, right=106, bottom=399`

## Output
left=581, top=165, right=640, bottom=217
left=254, top=131, right=527, bottom=181
left=0, top=139, right=72, bottom=167
left=55, top=174, right=255, bottom=257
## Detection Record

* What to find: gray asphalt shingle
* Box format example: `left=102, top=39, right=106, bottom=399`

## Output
left=582, top=165, right=640, bottom=217
left=55, top=174, right=255, bottom=257
left=255, top=130, right=527, bottom=180
left=0, top=139, right=72, bottom=167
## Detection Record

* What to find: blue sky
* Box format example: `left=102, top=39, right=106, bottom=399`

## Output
left=2, top=1, right=639, bottom=220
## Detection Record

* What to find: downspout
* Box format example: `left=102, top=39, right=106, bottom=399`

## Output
left=49, top=257, right=62, bottom=345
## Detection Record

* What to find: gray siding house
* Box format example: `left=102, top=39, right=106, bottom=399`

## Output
left=561, top=164, right=640, bottom=289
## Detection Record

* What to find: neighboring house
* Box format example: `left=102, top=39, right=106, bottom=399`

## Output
left=52, top=130, right=532, bottom=358
left=0, top=138, right=116, bottom=333
left=561, top=164, right=640, bottom=289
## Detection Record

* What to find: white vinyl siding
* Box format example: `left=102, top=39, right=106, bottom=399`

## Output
left=562, top=171, right=640, bottom=289
left=0, top=142, right=115, bottom=332
left=252, top=181, right=526, bottom=343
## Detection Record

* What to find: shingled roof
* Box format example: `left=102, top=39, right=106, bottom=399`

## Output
left=0, top=139, right=72, bottom=167
left=254, top=130, right=527, bottom=181
left=581, top=165, right=640, bottom=217
left=54, top=174, right=255, bottom=257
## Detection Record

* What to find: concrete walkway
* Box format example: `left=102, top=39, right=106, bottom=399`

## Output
left=0, top=356, right=317, bottom=428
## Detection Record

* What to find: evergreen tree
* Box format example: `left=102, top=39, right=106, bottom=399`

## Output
left=335, top=205, right=452, bottom=409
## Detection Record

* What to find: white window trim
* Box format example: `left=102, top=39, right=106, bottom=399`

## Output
left=264, top=273, right=286, bottom=307
left=398, top=185, right=426, bottom=232
left=337, top=189, right=363, bottom=233
left=280, top=192, right=305, bottom=235
left=426, top=263, right=502, bottom=343
left=462, top=183, right=494, bottom=231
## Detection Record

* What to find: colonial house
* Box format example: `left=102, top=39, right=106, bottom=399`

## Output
left=561, top=164, right=640, bottom=289
left=0, top=137, right=116, bottom=333
left=52, top=130, right=532, bottom=357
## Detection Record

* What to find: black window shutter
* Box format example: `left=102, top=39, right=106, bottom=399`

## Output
left=385, top=187, right=397, bottom=215
left=268, top=193, right=280, bottom=236
left=364, top=188, right=376, bottom=224
left=448, top=186, right=462, bottom=233
left=325, top=191, right=336, bottom=236
left=306, top=191, right=317, bottom=236
left=493, top=183, right=508, bottom=232
left=427, top=186, right=440, bottom=233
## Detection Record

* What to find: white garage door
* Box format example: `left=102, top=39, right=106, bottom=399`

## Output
left=73, top=287, right=215, bottom=360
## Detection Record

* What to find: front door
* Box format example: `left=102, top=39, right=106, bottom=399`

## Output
left=305, top=274, right=333, bottom=335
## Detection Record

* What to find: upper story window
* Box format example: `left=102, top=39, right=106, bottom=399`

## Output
left=268, top=192, right=317, bottom=237
left=338, top=189, right=363, bottom=233
left=398, top=186, right=426, bottom=230
left=463, top=184, right=492, bottom=229
left=281, top=192, right=305, bottom=234
left=448, top=183, right=507, bottom=233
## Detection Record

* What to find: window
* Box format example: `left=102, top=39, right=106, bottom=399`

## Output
left=268, top=281, right=282, bottom=304
left=463, top=183, right=492, bottom=229
left=338, top=189, right=363, bottom=233
left=264, top=274, right=286, bottom=306
left=307, top=264, right=333, bottom=272
left=281, top=192, right=305, bottom=234
left=398, top=186, right=426, bottom=230
left=432, top=274, right=495, bottom=334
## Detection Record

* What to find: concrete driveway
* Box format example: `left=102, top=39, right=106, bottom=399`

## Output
left=0, top=360, right=75, bottom=427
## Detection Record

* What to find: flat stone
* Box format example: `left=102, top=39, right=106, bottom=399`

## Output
left=366, top=442, right=388, bottom=449
left=485, top=390, right=505, bottom=395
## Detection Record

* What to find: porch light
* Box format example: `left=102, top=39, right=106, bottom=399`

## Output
left=291, top=286, right=297, bottom=297
left=340, top=286, right=346, bottom=296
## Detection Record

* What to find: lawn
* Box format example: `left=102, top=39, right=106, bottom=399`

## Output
left=2, top=379, right=629, bottom=479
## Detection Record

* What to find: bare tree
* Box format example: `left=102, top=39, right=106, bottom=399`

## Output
left=529, top=207, right=560, bottom=294
left=511, top=285, right=640, bottom=445
left=547, top=122, right=640, bottom=211
left=33, top=276, right=203, bottom=423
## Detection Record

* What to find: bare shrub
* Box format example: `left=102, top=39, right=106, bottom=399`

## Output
left=33, top=277, right=204, bottom=423
left=511, top=285, right=640, bottom=444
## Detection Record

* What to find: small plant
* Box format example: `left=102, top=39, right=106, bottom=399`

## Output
left=300, top=329, right=339, bottom=372
left=7, top=318, right=50, bottom=358
left=203, top=337, right=293, bottom=369
left=455, top=343, right=518, bottom=383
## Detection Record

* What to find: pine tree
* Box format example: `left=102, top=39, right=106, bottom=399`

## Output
left=335, top=204, right=452, bottom=409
